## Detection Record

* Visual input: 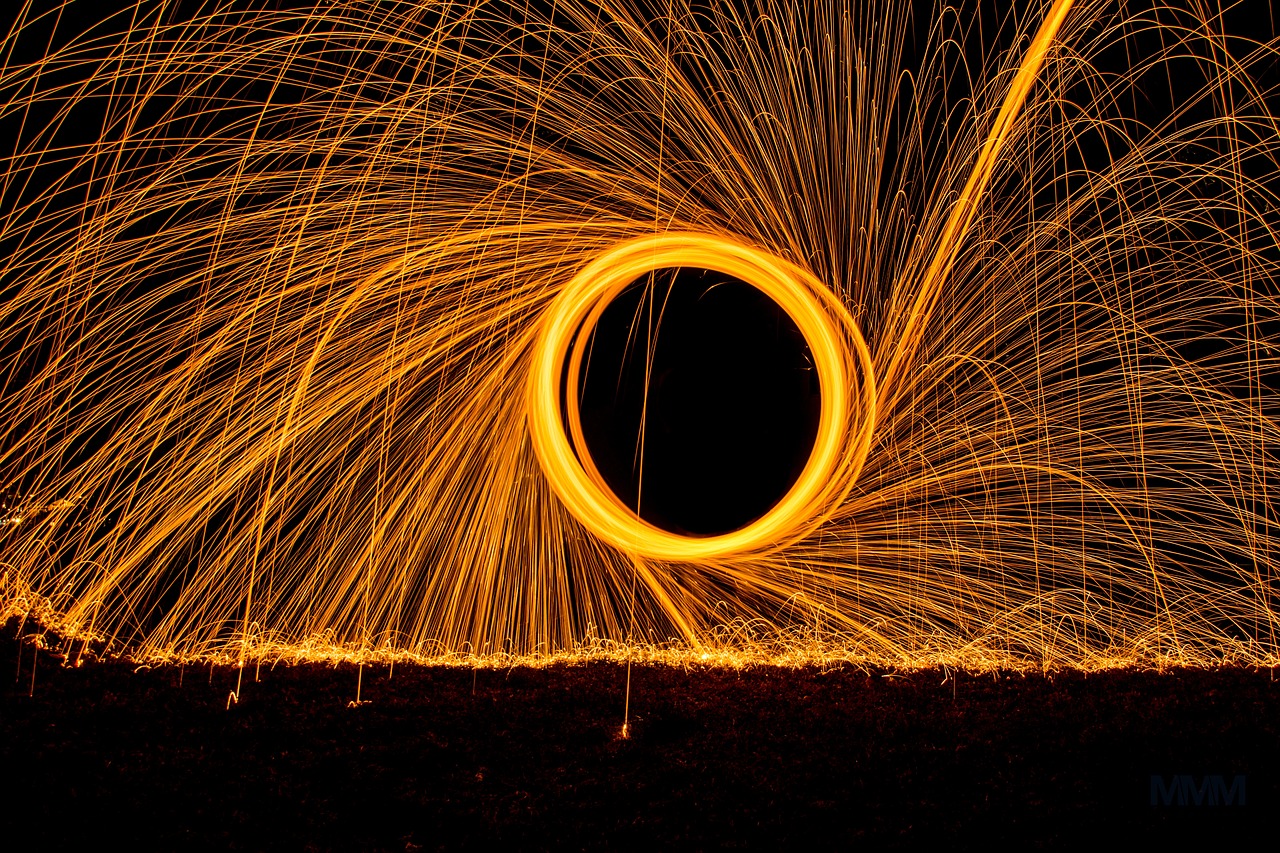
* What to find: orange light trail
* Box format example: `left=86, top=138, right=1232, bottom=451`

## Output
left=1, top=0, right=1278, bottom=670
left=528, top=231, right=876, bottom=563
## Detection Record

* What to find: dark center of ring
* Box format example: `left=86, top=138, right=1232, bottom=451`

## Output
left=573, top=267, right=822, bottom=536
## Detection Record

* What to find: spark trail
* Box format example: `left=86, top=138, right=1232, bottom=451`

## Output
left=1, top=0, right=1278, bottom=669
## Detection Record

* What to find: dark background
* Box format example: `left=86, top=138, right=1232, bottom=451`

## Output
left=577, top=267, right=821, bottom=535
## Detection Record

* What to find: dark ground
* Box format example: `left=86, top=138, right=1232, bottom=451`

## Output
left=2, top=622, right=1275, bottom=851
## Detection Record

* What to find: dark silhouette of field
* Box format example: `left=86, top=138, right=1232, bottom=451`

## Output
left=3, top=619, right=1274, bottom=850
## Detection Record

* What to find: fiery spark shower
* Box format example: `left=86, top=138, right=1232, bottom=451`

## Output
left=1, top=0, right=1278, bottom=668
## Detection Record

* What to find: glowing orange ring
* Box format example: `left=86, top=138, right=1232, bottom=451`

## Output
left=528, top=233, right=875, bottom=561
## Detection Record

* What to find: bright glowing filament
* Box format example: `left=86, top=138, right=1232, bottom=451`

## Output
left=527, top=233, right=877, bottom=561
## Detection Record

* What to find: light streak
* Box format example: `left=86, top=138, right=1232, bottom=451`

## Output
left=1, top=0, right=1278, bottom=669
left=527, top=231, right=875, bottom=562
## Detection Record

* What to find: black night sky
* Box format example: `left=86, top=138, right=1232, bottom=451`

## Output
left=577, top=267, right=821, bottom=535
